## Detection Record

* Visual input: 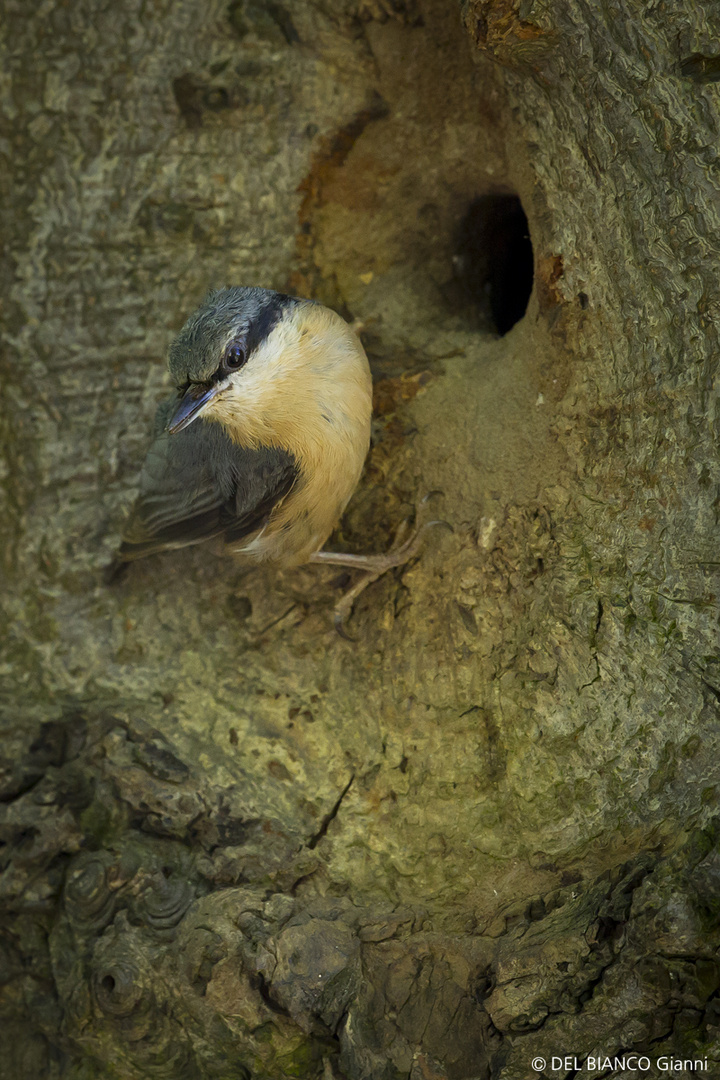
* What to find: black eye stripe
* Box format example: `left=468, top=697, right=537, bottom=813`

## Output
left=244, top=295, right=293, bottom=356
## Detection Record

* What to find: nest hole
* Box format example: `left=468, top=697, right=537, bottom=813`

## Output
left=453, top=195, right=534, bottom=335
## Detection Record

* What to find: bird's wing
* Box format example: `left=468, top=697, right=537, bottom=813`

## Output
left=118, top=396, right=298, bottom=561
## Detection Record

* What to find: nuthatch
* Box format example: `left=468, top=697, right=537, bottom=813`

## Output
left=112, top=287, right=436, bottom=633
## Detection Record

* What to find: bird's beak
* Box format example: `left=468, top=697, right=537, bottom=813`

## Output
left=167, top=381, right=223, bottom=434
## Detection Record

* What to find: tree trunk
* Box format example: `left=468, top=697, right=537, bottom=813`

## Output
left=2, top=0, right=720, bottom=1077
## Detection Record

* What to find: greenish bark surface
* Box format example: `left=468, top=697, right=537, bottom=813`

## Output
left=2, top=0, right=720, bottom=1076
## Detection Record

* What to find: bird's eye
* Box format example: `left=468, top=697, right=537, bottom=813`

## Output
left=222, top=342, right=247, bottom=372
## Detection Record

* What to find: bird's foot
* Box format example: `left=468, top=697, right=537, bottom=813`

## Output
left=308, top=492, right=451, bottom=638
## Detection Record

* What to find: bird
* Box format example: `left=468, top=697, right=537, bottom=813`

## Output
left=110, top=287, right=439, bottom=634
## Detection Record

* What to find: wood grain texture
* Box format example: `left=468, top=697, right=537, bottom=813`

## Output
left=1, top=0, right=720, bottom=1076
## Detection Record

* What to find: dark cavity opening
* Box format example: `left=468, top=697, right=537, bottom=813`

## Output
left=101, top=975, right=116, bottom=994
left=453, top=195, right=534, bottom=335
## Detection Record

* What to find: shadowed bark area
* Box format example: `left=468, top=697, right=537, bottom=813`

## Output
left=2, top=0, right=720, bottom=1077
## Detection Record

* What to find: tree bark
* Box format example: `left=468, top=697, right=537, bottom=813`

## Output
left=2, top=0, right=720, bottom=1077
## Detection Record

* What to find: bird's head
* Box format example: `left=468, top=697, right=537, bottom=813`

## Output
left=165, top=285, right=372, bottom=462
left=166, top=287, right=301, bottom=435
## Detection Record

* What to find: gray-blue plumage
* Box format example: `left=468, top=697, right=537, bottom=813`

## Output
left=168, top=286, right=300, bottom=387
left=118, top=395, right=297, bottom=560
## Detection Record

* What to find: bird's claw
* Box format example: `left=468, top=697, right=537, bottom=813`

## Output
left=331, top=493, right=451, bottom=638
left=334, top=607, right=357, bottom=641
